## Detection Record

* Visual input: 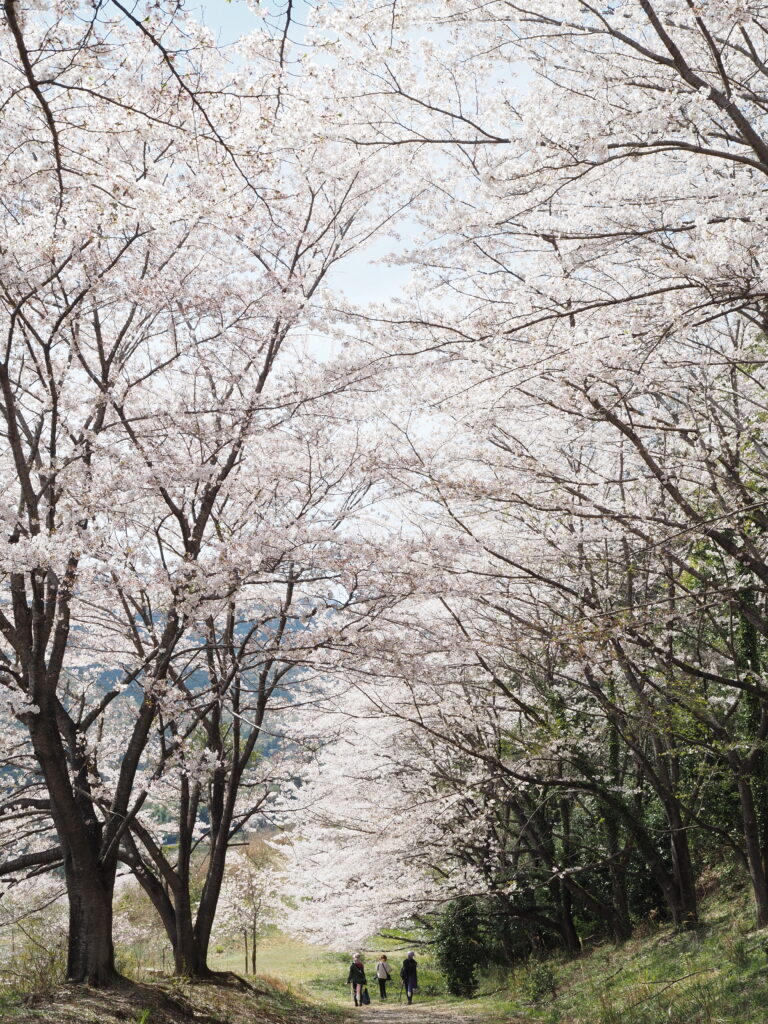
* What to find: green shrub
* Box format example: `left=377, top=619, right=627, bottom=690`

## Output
left=434, top=898, right=486, bottom=997
left=521, top=958, right=557, bottom=1002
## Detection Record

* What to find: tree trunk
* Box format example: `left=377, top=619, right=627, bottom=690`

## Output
left=29, top=711, right=120, bottom=985
left=173, top=897, right=212, bottom=977
left=558, top=885, right=581, bottom=954
left=738, top=600, right=768, bottom=918
left=597, top=786, right=695, bottom=930
left=191, top=837, right=229, bottom=973
left=132, top=866, right=213, bottom=979
left=557, top=796, right=582, bottom=953
left=668, top=821, right=698, bottom=930
left=736, top=774, right=768, bottom=927
left=65, top=867, right=118, bottom=985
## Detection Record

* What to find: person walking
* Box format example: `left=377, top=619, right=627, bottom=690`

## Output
left=375, top=954, right=392, bottom=999
left=400, top=950, right=418, bottom=1004
left=347, top=953, right=367, bottom=1007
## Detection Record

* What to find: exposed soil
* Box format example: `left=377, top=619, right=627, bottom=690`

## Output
left=343, top=1001, right=517, bottom=1024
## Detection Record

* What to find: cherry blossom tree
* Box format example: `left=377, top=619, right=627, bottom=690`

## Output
left=9, top=0, right=768, bottom=981
left=272, top=0, right=768, bottom=945
left=213, top=837, right=280, bottom=976
left=0, top=0, right=412, bottom=985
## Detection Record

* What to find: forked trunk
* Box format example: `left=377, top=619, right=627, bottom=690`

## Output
left=173, top=925, right=212, bottom=978
left=174, top=889, right=213, bottom=978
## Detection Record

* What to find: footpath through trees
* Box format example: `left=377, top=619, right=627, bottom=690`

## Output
left=348, top=1007, right=511, bottom=1024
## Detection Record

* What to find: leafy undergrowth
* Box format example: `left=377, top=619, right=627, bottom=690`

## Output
left=0, top=971, right=349, bottom=1024
left=463, top=890, right=768, bottom=1024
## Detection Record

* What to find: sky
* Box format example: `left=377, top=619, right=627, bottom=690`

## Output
left=193, top=1, right=414, bottom=304
left=196, top=1, right=267, bottom=45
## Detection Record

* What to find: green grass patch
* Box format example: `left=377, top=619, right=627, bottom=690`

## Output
left=208, top=928, right=351, bottom=1006
left=463, top=892, right=768, bottom=1024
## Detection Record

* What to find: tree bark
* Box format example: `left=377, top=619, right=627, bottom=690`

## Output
left=668, top=821, right=698, bottom=930
left=65, top=868, right=117, bottom=985
left=29, top=696, right=120, bottom=985
left=735, top=774, right=768, bottom=928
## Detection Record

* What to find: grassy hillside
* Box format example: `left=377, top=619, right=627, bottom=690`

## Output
left=0, top=972, right=349, bottom=1024
left=455, top=889, right=768, bottom=1024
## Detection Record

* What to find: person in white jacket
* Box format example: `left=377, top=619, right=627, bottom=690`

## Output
left=375, top=954, right=393, bottom=999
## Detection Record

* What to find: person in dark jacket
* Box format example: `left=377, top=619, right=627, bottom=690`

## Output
left=347, top=954, right=367, bottom=1006
left=400, top=950, right=418, bottom=1004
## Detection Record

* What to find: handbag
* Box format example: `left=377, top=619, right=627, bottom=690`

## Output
left=361, top=987, right=371, bottom=1005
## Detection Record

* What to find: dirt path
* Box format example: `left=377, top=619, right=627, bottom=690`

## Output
left=342, top=1001, right=512, bottom=1024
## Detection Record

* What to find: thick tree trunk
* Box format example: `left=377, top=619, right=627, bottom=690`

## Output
left=174, top=910, right=212, bottom=977
left=65, top=868, right=118, bottom=985
left=29, top=711, right=120, bottom=985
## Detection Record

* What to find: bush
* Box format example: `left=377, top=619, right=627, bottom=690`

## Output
left=521, top=959, right=557, bottom=1002
left=434, top=898, right=486, bottom=997
left=0, top=919, right=67, bottom=1002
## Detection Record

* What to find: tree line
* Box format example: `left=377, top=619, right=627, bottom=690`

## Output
left=275, top=0, right=768, bottom=967
left=4, top=0, right=768, bottom=989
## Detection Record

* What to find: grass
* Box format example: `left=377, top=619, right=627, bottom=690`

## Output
left=209, top=930, right=351, bottom=1006
left=208, top=929, right=449, bottom=1008
left=0, top=972, right=350, bottom=1024
left=458, top=889, right=768, bottom=1024
left=4, top=884, right=768, bottom=1024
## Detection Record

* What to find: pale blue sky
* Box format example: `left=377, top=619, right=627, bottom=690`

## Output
left=195, top=1, right=414, bottom=304
left=197, top=1, right=310, bottom=46
left=196, top=1, right=259, bottom=44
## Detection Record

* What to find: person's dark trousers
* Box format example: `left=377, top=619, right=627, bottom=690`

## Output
left=405, top=980, right=415, bottom=1003
left=378, top=979, right=387, bottom=998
